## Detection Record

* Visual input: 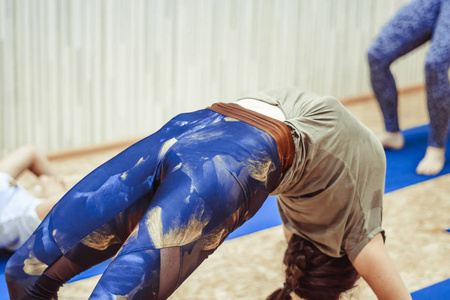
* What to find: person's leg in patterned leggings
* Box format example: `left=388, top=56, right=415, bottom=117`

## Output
left=417, top=0, right=450, bottom=175
left=367, top=0, right=440, bottom=149
left=5, top=108, right=283, bottom=299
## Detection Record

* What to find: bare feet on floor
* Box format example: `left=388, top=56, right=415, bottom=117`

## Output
left=416, top=146, right=446, bottom=176
left=379, top=131, right=404, bottom=150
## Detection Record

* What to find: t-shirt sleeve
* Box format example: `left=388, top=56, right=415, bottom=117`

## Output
left=344, top=191, right=385, bottom=263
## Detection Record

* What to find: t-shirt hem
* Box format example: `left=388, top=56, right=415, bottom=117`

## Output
left=347, top=227, right=385, bottom=263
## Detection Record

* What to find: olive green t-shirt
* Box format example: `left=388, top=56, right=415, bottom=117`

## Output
left=240, top=87, right=386, bottom=262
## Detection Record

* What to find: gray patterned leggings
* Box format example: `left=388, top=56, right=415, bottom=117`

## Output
left=368, top=0, right=450, bottom=148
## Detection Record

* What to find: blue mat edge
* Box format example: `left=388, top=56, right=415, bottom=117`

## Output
left=411, top=278, right=450, bottom=299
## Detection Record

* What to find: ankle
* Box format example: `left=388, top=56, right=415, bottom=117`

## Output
left=27, top=273, right=62, bottom=299
left=379, top=131, right=404, bottom=149
left=425, top=146, right=445, bottom=155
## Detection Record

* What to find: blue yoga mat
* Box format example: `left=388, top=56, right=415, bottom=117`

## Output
left=411, top=278, right=450, bottom=300
left=384, top=125, right=450, bottom=193
left=0, top=252, right=8, bottom=299
left=1, top=124, right=449, bottom=299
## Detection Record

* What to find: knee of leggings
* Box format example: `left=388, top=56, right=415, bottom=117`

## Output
left=425, top=57, right=449, bottom=79
left=367, top=46, right=390, bottom=70
left=5, top=253, right=24, bottom=291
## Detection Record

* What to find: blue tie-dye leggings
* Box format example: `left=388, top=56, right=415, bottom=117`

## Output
left=368, top=0, right=450, bottom=148
left=5, top=108, right=283, bottom=299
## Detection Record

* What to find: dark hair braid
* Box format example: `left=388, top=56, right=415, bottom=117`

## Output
left=267, top=234, right=360, bottom=300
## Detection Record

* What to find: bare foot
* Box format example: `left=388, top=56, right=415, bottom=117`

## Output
left=378, top=131, right=404, bottom=150
left=416, top=146, right=445, bottom=175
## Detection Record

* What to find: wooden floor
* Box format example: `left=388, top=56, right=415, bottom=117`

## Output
left=18, top=89, right=450, bottom=299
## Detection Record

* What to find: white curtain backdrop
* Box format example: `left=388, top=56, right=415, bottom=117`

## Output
left=0, top=0, right=427, bottom=154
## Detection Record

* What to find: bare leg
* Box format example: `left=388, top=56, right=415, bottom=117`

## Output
left=0, top=144, right=66, bottom=198
left=0, top=144, right=55, bottom=179
left=0, top=145, right=66, bottom=217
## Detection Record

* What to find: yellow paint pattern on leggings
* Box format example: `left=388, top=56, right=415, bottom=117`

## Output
left=247, top=156, right=275, bottom=182
left=81, top=225, right=122, bottom=251
left=145, top=206, right=210, bottom=248
left=158, top=138, right=178, bottom=160
left=23, top=255, right=48, bottom=276
left=197, top=227, right=228, bottom=250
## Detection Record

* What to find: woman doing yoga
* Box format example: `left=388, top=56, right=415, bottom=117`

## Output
left=6, top=88, right=411, bottom=300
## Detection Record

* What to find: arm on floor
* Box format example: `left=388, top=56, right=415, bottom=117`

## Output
left=352, top=233, right=412, bottom=300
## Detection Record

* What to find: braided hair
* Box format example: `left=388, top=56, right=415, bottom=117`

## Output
left=267, top=234, right=360, bottom=300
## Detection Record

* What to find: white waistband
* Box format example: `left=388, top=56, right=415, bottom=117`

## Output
left=234, top=98, right=286, bottom=122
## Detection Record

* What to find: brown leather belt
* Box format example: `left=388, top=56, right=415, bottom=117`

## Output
left=208, top=102, right=295, bottom=173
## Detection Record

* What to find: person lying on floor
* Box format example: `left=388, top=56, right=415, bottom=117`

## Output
left=0, top=144, right=66, bottom=252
